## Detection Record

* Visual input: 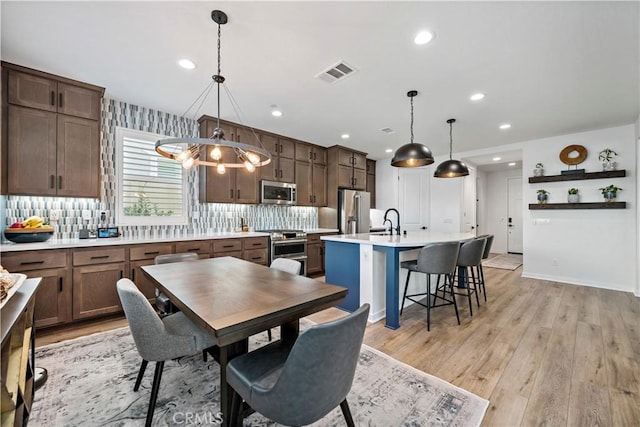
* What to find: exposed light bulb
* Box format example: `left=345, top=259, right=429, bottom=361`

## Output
left=216, top=164, right=226, bottom=174
left=182, top=157, right=195, bottom=169
left=176, top=150, right=190, bottom=162
left=407, top=157, right=417, bottom=166
left=211, top=145, right=222, bottom=160
left=246, top=151, right=260, bottom=165
left=244, top=161, right=255, bottom=172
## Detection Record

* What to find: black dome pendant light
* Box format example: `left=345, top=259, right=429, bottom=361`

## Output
left=434, top=118, right=469, bottom=178
left=391, top=90, right=434, bottom=167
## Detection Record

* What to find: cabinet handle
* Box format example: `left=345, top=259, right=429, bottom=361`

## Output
left=223, top=245, right=234, bottom=248
left=309, top=195, right=313, bottom=203
left=313, top=152, right=317, bottom=161
left=313, top=195, right=317, bottom=204
left=59, top=93, right=63, bottom=108
left=20, top=261, right=44, bottom=266
left=58, top=277, right=63, bottom=293
left=120, top=270, right=124, bottom=279
left=309, top=152, right=313, bottom=161
left=144, top=251, right=160, bottom=255
left=250, top=256, right=261, bottom=260
left=187, top=248, right=200, bottom=252
left=279, top=144, right=283, bottom=153
left=50, top=175, right=55, bottom=189
left=251, top=242, right=261, bottom=246
left=51, top=91, right=56, bottom=106
left=237, top=189, right=240, bottom=199
left=58, top=176, right=62, bottom=189
left=131, top=268, right=135, bottom=280
left=91, top=255, right=109, bottom=260
left=279, top=169, right=283, bottom=178
left=275, top=142, right=279, bottom=153
left=230, top=189, right=234, bottom=199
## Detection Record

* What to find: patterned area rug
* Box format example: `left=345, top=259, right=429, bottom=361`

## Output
left=482, top=254, right=523, bottom=270
left=31, top=323, right=488, bottom=426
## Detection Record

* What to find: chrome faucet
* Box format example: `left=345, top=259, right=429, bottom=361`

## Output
left=383, top=208, right=401, bottom=236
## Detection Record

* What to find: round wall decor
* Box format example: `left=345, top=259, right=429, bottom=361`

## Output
left=559, top=144, right=588, bottom=165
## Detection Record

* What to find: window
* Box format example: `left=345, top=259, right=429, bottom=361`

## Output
left=116, top=128, right=188, bottom=226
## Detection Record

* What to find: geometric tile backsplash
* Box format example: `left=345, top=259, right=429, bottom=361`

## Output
left=1, top=98, right=317, bottom=240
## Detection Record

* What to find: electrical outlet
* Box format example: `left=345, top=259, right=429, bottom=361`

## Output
left=552, top=259, right=559, bottom=266
left=100, top=211, right=107, bottom=222
left=50, top=209, right=61, bottom=221
left=82, top=209, right=92, bottom=221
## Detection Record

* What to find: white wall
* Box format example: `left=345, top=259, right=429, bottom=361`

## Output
left=522, top=125, right=637, bottom=293
left=476, top=170, right=488, bottom=235
left=429, top=154, right=464, bottom=232
left=485, top=167, right=523, bottom=253
left=636, top=115, right=640, bottom=296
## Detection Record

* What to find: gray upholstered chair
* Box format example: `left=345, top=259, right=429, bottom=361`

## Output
left=266, top=258, right=303, bottom=341
left=400, top=241, right=461, bottom=331
left=116, top=278, right=216, bottom=427
left=455, top=238, right=487, bottom=316
left=475, top=234, right=494, bottom=301
left=153, top=252, right=199, bottom=314
left=227, top=303, right=370, bottom=427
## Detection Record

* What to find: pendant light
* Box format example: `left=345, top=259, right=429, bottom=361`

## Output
left=434, top=118, right=469, bottom=178
left=155, top=10, right=271, bottom=174
left=390, top=90, right=434, bottom=167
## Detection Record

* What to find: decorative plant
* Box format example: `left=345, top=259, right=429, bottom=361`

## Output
left=599, top=184, right=622, bottom=195
left=535, top=163, right=544, bottom=169
left=598, top=148, right=617, bottom=162
left=537, top=189, right=549, bottom=195
left=124, top=185, right=173, bottom=216
left=568, top=188, right=579, bottom=195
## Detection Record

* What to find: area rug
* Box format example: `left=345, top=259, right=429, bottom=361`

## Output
left=30, top=323, right=489, bottom=426
left=482, top=253, right=523, bottom=270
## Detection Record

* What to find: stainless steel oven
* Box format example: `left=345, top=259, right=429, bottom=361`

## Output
left=258, top=229, right=308, bottom=276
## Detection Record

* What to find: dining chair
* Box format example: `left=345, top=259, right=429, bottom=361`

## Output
left=153, top=252, right=199, bottom=314
left=455, top=238, right=486, bottom=316
left=399, top=241, right=461, bottom=331
left=266, top=258, right=303, bottom=341
left=475, top=234, right=494, bottom=301
left=116, top=278, right=216, bottom=427
left=226, top=303, right=370, bottom=427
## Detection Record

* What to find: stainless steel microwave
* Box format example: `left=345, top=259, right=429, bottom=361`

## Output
left=260, top=180, right=297, bottom=205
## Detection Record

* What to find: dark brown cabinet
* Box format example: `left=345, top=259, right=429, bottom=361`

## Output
left=1, top=63, right=104, bottom=197
left=327, top=146, right=368, bottom=207
left=295, top=141, right=327, bottom=207
left=306, top=232, right=336, bottom=276
left=260, top=134, right=296, bottom=183
left=366, top=159, right=376, bottom=208
left=128, top=243, right=174, bottom=301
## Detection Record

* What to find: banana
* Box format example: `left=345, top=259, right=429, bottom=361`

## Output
left=22, top=216, right=44, bottom=229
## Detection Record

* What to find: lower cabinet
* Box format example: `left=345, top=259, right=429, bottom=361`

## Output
left=306, top=233, right=336, bottom=276
left=128, top=243, right=174, bottom=301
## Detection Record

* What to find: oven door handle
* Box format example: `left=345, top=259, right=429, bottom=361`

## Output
left=271, top=238, right=308, bottom=245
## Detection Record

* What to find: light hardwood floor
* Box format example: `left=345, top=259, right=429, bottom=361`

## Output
left=36, top=264, right=640, bottom=426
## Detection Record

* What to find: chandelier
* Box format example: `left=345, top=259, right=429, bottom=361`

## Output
left=155, top=10, right=271, bottom=174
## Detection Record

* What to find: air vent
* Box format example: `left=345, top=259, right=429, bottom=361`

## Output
left=380, top=127, right=395, bottom=134
left=315, top=61, right=358, bottom=84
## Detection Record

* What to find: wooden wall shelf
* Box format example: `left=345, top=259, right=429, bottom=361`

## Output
left=528, top=170, right=625, bottom=183
left=529, top=202, right=626, bottom=210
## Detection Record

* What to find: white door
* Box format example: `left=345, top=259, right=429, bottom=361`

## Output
left=507, top=177, right=523, bottom=253
left=461, top=167, right=477, bottom=234
left=398, top=168, right=430, bottom=231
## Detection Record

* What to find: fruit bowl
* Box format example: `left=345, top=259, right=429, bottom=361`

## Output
left=4, top=227, right=54, bottom=243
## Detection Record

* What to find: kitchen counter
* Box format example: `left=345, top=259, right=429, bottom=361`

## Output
left=321, top=230, right=474, bottom=247
left=305, top=228, right=339, bottom=234
left=0, top=231, right=270, bottom=252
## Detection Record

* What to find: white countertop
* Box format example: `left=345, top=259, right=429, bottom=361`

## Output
left=305, top=228, right=339, bottom=234
left=321, top=230, right=476, bottom=248
left=0, top=231, right=270, bottom=252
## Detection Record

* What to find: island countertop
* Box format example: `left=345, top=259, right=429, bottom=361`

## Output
left=321, top=230, right=475, bottom=247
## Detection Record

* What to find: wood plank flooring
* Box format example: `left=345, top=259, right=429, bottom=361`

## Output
left=36, top=264, right=640, bottom=426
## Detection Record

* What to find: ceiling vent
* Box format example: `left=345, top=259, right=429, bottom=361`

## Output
left=380, top=127, right=395, bottom=134
left=315, top=61, right=358, bottom=84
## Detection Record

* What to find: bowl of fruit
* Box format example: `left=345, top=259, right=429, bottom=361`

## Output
left=4, top=216, right=54, bottom=243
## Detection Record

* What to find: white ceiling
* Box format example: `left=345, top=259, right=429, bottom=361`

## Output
left=1, top=1, right=638, bottom=164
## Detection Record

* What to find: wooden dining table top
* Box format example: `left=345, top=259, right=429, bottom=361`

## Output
left=141, top=256, right=348, bottom=346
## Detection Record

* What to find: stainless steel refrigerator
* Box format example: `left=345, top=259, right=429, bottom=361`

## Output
left=338, top=189, right=371, bottom=234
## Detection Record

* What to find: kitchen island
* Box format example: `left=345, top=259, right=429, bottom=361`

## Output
left=322, top=231, right=474, bottom=329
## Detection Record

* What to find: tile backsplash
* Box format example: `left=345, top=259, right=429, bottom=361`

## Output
left=1, top=98, right=317, bottom=240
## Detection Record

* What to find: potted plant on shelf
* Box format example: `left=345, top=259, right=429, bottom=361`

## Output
left=599, top=184, right=621, bottom=202
left=533, top=163, right=544, bottom=177
left=567, top=188, right=579, bottom=203
left=537, top=189, right=549, bottom=203
left=599, top=148, right=617, bottom=171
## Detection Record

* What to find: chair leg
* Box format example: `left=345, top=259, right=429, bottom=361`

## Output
left=229, top=387, right=242, bottom=427
left=448, top=274, right=461, bottom=325
left=426, top=275, right=431, bottom=331
left=479, top=264, right=487, bottom=301
left=267, top=328, right=272, bottom=341
left=134, top=359, right=148, bottom=392
left=470, top=267, right=481, bottom=308
left=400, top=270, right=412, bottom=315
left=340, top=399, right=355, bottom=427
left=145, top=361, right=164, bottom=427
left=465, top=267, right=473, bottom=316
left=203, top=349, right=208, bottom=362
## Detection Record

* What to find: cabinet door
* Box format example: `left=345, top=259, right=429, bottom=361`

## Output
left=352, top=152, right=367, bottom=170
left=367, top=171, right=376, bottom=208
left=337, top=149, right=354, bottom=167
left=130, top=260, right=157, bottom=301
left=8, top=70, right=57, bottom=112
left=7, top=106, right=57, bottom=196
left=235, top=168, right=258, bottom=204
left=57, top=114, right=100, bottom=198
left=295, top=160, right=312, bottom=206
left=306, top=243, right=323, bottom=275
left=28, top=268, right=71, bottom=328
left=279, top=157, right=296, bottom=183
left=312, top=163, right=327, bottom=206
left=199, top=120, right=235, bottom=203
left=72, top=263, right=126, bottom=320
left=57, top=82, right=102, bottom=120
left=338, top=164, right=353, bottom=188
left=278, top=137, right=296, bottom=159
left=175, top=241, right=211, bottom=258
left=295, top=141, right=312, bottom=162
left=312, top=146, right=327, bottom=165
left=353, top=168, right=367, bottom=190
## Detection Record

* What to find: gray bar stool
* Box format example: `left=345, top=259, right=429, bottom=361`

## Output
left=400, top=241, right=461, bottom=331
left=455, top=238, right=486, bottom=316
left=475, top=234, right=494, bottom=301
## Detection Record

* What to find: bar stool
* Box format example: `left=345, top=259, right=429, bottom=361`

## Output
left=399, top=241, right=461, bottom=331
left=475, top=234, right=494, bottom=301
left=455, top=238, right=486, bottom=316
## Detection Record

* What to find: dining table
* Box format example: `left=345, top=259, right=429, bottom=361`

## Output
left=141, top=256, right=347, bottom=427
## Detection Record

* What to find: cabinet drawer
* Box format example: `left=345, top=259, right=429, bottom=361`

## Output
left=212, top=251, right=243, bottom=259
left=307, top=234, right=322, bottom=244
left=175, top=241, right=211, bottom=257
left=2, top=250, right=67, bottom=272
left=213, top=239, right=243, bottom=253
left=73, top=247, right=125, bottom=266
left=243, top=248, right=268, bottom=265
left=129, top=244, right=174, bottom=261
left=243, top=237, right=268, bottom=250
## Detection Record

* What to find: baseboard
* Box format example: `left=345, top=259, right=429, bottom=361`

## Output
left=521, top=270, right=637, bottom=295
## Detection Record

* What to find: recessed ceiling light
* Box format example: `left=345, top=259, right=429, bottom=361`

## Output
left=508, top=162, right=516, bottom=166
left=178, top=59, right=196, bottom=70
left=341, top=134, right=350, bottom=139
left=271, top=110, right=283, bottom=117
left=470, top=92, right=485, bottom=101
left=385, top=148, right=393, bottom=153
left=499, top=123, right=512, bottom=130
left=493, top=157, right=501, bottom=161
left=414, top=31, right=435, bottom=45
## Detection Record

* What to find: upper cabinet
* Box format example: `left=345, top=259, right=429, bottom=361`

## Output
left=366, top=159, right=376, bottom=208
left=326, top=146, right=368, bottom=207
left=1, top=62, right=104, bottom=197
left=295, top=141, right=327, bottom=207
left=260, top=133, right=295, bottom=183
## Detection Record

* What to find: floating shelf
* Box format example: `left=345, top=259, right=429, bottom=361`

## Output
left=528, top=169, right=625, bottom=183
left=529, top=202, right=626, bottom=210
